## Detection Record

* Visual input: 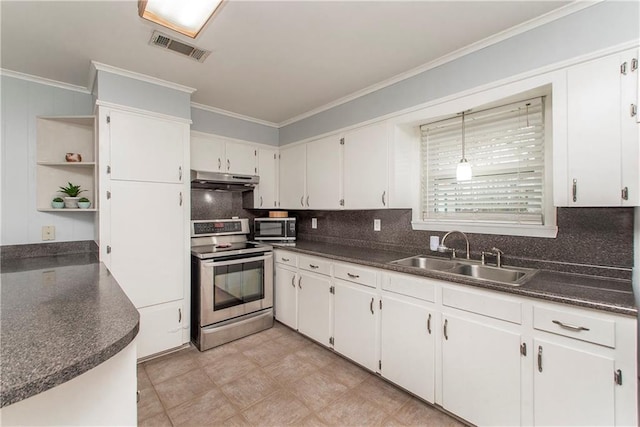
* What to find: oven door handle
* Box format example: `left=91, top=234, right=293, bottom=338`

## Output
left=201, top=254, right=272, bottom=268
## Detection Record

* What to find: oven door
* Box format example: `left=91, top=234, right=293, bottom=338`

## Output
left=199, top=252, right=273, bottom=326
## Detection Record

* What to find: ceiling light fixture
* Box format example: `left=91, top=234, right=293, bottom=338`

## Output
left=138, top=0, right=224, bottom=39
left=456, top=111, right=472, bottom=182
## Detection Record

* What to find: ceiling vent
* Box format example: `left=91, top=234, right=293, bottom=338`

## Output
left=149, top=31, right=210, bottom=63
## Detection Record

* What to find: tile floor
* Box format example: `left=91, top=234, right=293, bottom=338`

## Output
left=137, top=322, right=466, bottom=426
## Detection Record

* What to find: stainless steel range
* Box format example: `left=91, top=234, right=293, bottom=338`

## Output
left=190, top=218, right=273, bottom=351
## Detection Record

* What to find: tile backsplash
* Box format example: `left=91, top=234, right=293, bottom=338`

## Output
left=193, top=189, right=633, bottom=279
left=290, top=208, right=634, bottom=278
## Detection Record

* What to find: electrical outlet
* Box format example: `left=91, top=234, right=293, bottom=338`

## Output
left=42, top=226, right=55, bottom=241
left=374, top=219, right=381, bottom=231
left=312, top=218, right=318, bottom=229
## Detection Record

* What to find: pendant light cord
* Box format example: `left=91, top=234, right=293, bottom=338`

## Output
left=461, top=111, right=466, bottom=160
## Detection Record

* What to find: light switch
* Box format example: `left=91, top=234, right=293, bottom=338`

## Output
left=374, top=219, right=381, bottom=231
left=42, top=226, right=55, bottom=241
left=312, top=218, right=318, bottom=229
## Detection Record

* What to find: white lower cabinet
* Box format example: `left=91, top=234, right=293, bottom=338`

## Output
left=297, top=271, right=332, bottom=346
left=137, top=300, right=184, bottom=359
left=533, top=339, right=614, bottom=426
left=274, top=264, right=297, bottom=330
left=333, top=279, right=378, bottom=371
left=380, top=294, right=436, bottom=403
left=441, top=313, right=522, bottom=426
left=271, top=251, right=637, bottom=426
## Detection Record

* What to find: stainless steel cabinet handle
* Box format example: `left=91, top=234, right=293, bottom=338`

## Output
left=178, top=166, right=182, bottom=181
left=298, top=277, right=302, bottom=289
left=552, top=320, right=590, bottom=332
left=572, top=179, right=577, bottom=202
left=443, top=319, right=448, bottom=340
left=370, top=298, right=374, bottom=314
left=136, top=390, right=140, bottom=403
left=282, top=257, right=290, bottom=262
left=631, top=104, right=638, bottom=117
left=260, top=196, right=263, bottom=207
left=382, top=191, right=386, bottom=206
left=347, top=273, right=359, bottom=279
left=179, top=192, right=183, bottom=206
left=218, top=158, right=221, bottom=170
left=227, top=159, right=231, bottom=171
left=178, top=308, right=182, bottom=323
left=427, top=313, right=432, bottom=334
left=291, top=276, right=295, bottom=287
left=309, top=264, right=319, bottom=269
left=538, top=346, right=543, bottom=372
left=300, top=196, right=304, bottom=207
left=306, top=196, right=309, bottom=207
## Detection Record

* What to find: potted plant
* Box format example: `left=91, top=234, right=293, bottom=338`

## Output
left=58, top=182, right=86, bottom=208
left=78, top=197, right=91, bottom=209
left=51, top=197, right=65, bottom=209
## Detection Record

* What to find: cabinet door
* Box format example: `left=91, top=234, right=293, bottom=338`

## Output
left=380, top=295, right=435, bottom=403
left=274, top=265, right=297, bottom=329
left=441, top=314, right=521, bottom=426
left=306, top=135, right=342, bottom=209
left=191, top=133, right=225, bottom=172
left=333, top=280, right=377, bottom=371
left=254, top=148, right=278, bottom=209
left=225, top=142, right=257, bottom=175
left=343, top=122, right=389, bottom=209
left=278, top=144, right=306, bottom=209
left=137, top=300, right=184, bottom=359
left=533, top=339, right=614, bottom=426
left=567, top=54, right=622, bottom=206
left=109, top=110, right=186, bottom=183
left=298, top=272, right=332, bottom=346
left=109, top=180, right=185, bottom=308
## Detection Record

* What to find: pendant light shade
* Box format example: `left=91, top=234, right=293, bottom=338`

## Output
left=456, top=111, right=472, bottom=182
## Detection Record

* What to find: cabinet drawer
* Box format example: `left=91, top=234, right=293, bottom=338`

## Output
left=274, top=250, right=297, bottom=268
left=533, top=306, right=615, bottom=348
left=383, top=274, right=435, bottom=302
left=333, top=263, right=377, bottom=288
left=442, top=287, right=522, bottom=324
left=298, top=255, right=331, bottom=276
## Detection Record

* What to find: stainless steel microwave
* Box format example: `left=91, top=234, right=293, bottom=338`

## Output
left=254, top=217, right=296, bottom=241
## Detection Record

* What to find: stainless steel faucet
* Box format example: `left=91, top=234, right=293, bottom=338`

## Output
left=437, top=230, right=470, bottom=259
left=481, top=247, right=504, bottom=267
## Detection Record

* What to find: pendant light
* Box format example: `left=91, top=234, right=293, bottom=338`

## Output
left=456, top=111, right=472, bottom=182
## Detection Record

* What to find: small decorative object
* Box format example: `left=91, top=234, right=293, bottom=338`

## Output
left=51, top=197, right=65, bottom=209
left=65, top=153, right=82, bottom=162
left=77, top=197, right=91, bottom=209
left=58, top=182, right=86, bottom=208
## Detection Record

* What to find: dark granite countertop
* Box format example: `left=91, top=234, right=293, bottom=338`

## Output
left=275, top=241, right=637, bottom=317
left=0, top=254, right=140, bottom=408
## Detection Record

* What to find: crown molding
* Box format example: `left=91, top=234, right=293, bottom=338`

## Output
left=0, top=69, right=91, bottom=94
left=191, top=102, right=279, bottom=128
left=95, top=100, right=193, bottom=124
left=89, top=61, right=197, bottom=94
left=277, top=0, right=601, bottom=127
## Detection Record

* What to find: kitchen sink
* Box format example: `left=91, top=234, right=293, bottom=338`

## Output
left=390, top=255, right=536, bottom=286
left=390, top=255, right=456, bottom=271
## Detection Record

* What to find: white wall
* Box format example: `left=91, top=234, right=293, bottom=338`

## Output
left=1, top=76, right=95, bottom=245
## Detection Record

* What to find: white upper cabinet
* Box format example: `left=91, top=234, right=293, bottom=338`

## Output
left=254, top=148, right=279, bottom=209
left=561, top=48, right=639, bottom=206
left=278, top=143, right=306, bottom=209
left=306, top=135, right=342, bottom=209
left=343, top=122, right=390, bottom=209
left=190, top=132, right=257, bottom=176
left=109, top=110, right=185, bottom=183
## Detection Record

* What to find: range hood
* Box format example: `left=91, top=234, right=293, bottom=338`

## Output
left=190, top=170, right=259, bottom=191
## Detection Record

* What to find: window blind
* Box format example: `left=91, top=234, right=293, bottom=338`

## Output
left=421, top=97, right=545, bottom=224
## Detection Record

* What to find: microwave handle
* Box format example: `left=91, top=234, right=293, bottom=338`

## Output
left=201, top=254, right=272, bottom=268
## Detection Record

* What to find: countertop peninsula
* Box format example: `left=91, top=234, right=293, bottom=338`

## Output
left=0, top=253, right=139, bottom=408
left=275, top=241, right=637, bottom=317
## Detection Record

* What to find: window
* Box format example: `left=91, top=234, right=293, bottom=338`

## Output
left=420, top=96, right=553, bottom=235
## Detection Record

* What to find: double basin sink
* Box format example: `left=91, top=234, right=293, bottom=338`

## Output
left=390, top=255, right=537, bottom=286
